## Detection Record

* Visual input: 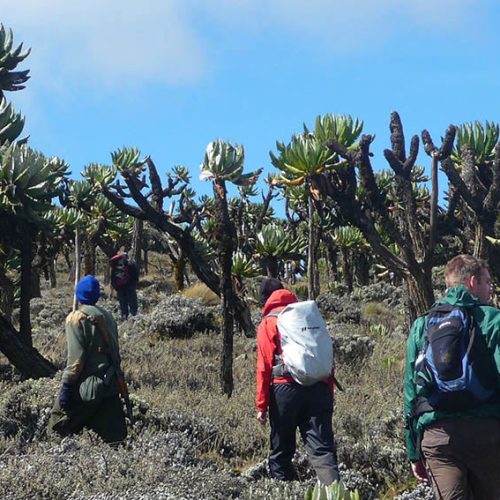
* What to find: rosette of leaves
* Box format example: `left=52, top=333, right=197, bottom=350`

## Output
left=0, top=24, right=30, bottom=98
left=64, top=179, right=97, bottom=210
left=83, top=162, right=117, bottom=188
left=255, top=223, right=306, bottom=258
left=111, top=147, right=145, bottom=176
left=171, top=164, right=191, bottom=183
left=200, top=139, right=262, bottom=186
left=332, top=225, right=369, bottom=290
left=191, top=229, right=216, bottom=264
left=232, top=251, right=259, bottom=279
left=332, top=225, right=366, bottom=249
left=93, top=196, right=134, bottom=240
left=65, top=177, right=134, bottom=250
left=310, top=113, right=363, bottom=151
left=283, top=183, right=308, bottom=215
left=0, top=144, right=69, bottom=219
left=451, top=121, right=499, bottom=166
left=0, top=96, right=26, bottom=145
left=270, top=133, right=336, bottom=186
left=254, top=223, right=306, bottom=276
left=42, top=206, right=82, bottom=234
left=305, top=480, right=360, bottom=500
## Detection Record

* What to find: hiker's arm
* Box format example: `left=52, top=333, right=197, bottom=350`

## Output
left=62, top=313, right=88, bottom=385
left=404, top=317, right=425, bottom=462
left=256, top=318, right=274, bottom=415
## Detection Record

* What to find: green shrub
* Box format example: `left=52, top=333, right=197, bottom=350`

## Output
left=305, top=480, right=360, bottom=500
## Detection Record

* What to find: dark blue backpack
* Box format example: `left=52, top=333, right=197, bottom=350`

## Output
left=415, top=303, right=494, bottom=413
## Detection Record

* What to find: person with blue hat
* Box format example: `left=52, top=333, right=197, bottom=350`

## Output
left=48, top=275, right=127, bottom=443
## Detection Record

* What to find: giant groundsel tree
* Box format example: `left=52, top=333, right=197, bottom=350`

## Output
left=200, top=139, right=262, bottom=396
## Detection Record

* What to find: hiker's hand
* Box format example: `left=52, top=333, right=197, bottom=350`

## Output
left=59, top=383, right=73, bottom=409
left=411, top=460, right=428, bottom=483
left=256, top=411, right=267, bottom=425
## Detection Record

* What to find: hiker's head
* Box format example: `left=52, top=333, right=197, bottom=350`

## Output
left=445, top=254, right=492, bottom=303
left=259, top=277, right=284, bottom=307
left=76, top=275, right=101, bottom=305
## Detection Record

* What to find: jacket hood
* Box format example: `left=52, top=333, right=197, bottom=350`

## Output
left=262, top=288, right=298, bottom=316
left=441, top=284, right=482, bottom=308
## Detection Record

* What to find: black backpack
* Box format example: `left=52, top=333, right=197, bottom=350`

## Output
left=414, top=303, right=495, bottom=414
left=111, top=258, right=130, bottom=289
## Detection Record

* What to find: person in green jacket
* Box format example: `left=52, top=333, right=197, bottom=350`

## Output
left=48, top=275, right=127, bottom=443
left=404, top=254, right=500, bottom=499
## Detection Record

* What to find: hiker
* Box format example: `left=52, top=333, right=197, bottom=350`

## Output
left=48, top=275, right=127, bottom=443
left=404, top=254, right=500, bottom=499
left=110, top=251, right=139, bottom=320
left=256, top=277, right=340, bottom=485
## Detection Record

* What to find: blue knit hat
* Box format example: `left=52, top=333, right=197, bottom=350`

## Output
left=75, top=275, right=101, bottom=305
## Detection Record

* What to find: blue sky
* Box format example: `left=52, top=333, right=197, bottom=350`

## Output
left=2, top=0, right=500, bottom=207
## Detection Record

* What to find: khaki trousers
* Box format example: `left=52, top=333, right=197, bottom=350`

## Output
left=421, top=417, right=500, bottom=500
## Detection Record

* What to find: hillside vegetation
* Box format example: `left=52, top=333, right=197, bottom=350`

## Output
left=0, top=271, right=434, bottom=499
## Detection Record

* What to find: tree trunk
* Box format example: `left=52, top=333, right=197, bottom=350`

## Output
left=340, top=247, right=353, bottom=293
left=313, top=237, right=321, bottom=296
left=0, top=313, right=57, bottom=378
left=49, top=259, right=57, bottom=288
left=214, top=179, right=235, bottom=397
left=30, top=268, right=41, bottom=298
left=173, top=251, right=186, bottom=291
left=325, top=241, right=339, bottom=283
left=355, top=252, right=370, bottom=286
left=473, top=224, right=485, bottom=259
left=0, top=269, right=14, bottom=320
left=143, top=249, right=149, bottom=275
left=220, top=251, right=234, bottom=397
left=405, top=268, right=435, bottom=325
left=82, top=232, right=94, bottom=276
left=19, top=227, right=33, bottom=346
left=73, top=229, right=82, bottom=312
left=131, top=218, right=143, bottom=274
left=307, top=191, right=315, bottom=300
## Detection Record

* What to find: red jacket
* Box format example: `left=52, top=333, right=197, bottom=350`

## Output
left=256, top=288, right=333, bottom=412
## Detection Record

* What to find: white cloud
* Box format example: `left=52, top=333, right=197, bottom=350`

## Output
left=0, top=0, right=485, bottom=94
left=1, top=0, right=207, bottom=91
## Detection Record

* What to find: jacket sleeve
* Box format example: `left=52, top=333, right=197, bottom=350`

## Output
left=404, top=316, right=425, bottom=461
left=62, top=311, right=90, bottom=385
left=256, top=317, right=276, bottom=412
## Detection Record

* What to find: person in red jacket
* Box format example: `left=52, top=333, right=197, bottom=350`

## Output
left=256, top=277, right=339, bottom=485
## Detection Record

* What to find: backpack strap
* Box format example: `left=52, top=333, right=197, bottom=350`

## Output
left=265, top=310, right=289, bottom=378
left=78, top=312, right=116, bottom=382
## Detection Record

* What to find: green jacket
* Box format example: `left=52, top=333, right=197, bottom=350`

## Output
left=62, top=304, right=120, bottom=396
left=404, top=285, right=500, bottom=461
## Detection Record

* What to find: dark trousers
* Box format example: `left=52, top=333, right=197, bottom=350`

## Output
left=48, top=394, right=127, bottom=444
left=117, top=286, right=138, bottom=319
left=421, top=417, right=500, bottom=500
left=268, top=381, right=339, bottom=485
